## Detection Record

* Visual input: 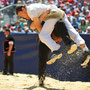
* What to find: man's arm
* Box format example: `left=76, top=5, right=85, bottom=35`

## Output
left=33, top=17, right=42, bottom=33
left=7, top=41, right=13, bottom=56
left=39, top=10, right=50, bottom=22
left=32, top=10, right=50, bottom=32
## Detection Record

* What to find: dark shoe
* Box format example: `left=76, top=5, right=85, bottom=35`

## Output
left=47, top=49, right=62, bottom=64
left=83, top=50, right=90, bottom=57
left=66, top=44, right=77, bottom=54
left=39, top=82, right=44, bottom=87
left=3, top=72, right=7, bottom=75
left=51, top=48, right=61, bottom=58
left=9, top=73, right=13, bottom=75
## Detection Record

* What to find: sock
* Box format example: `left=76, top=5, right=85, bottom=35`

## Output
left=82, top=44, right=89, bottom=52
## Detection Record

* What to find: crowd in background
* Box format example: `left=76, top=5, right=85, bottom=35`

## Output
left=0, top=0, right=90, bottom=33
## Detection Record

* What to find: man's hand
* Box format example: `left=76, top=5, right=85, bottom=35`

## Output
left=30, top=22, right=36, bottom=30
left=33, top=17, right=42, bottom=33
left=40, top=10, right=50, bottom=22
left=7, top=51, right=11, bottom=56
left=7, top=43, right=13, bottom=56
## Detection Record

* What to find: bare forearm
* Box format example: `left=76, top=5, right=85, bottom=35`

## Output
left=40, top=10, right=50, bottom=22
left=33, top=17, right=42, bottom=33
left=8, top=44, right=13, bottom=53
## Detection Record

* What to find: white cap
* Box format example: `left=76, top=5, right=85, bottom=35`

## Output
left=81, top=18, right=85, bottom=20
left=87, top=26, right=90, bottom=30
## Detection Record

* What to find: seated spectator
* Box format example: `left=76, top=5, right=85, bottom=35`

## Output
left=10, top=26, right=14, bottom=32
left=60, top=4, right=64, bottom=10
left=0, top=19, right=5, bottom=28
left=26, top=0, right=31, bottom=5
left=14, top=21, right=24, bottom=32
left=86, top=10, right=90, bottom=20
left=5, top=24, right=9, bottom=29
left=74, top=13, right=81, bottom=23
left=71, top=17, right=79, bottom=30
left=17, top=0, right=22, bottom=5
left=1, top=0, right=8, bottom=6
left=81, top=1, right=88, bottom=12
left=78, top=3, right=82, bottom=12
left=17, top=26, right=25, bottom=33
left=1, top=26, right=7, bottom=32
left=87, top=15, right=90, bottom=26
left=86, top=26, right=90, bottom=33
left=24, top=26, right=32, bottom=33
left=82, top=8, right=87, bottom=16
left=19, top=18, right=25, bottom=27
left=0, top=24, right=2, bottom=32
left=67, top=0, right=75, bottom=4
left=70, top=7, right=77, bottom=16
left=79, top=18, right=87, bottom=33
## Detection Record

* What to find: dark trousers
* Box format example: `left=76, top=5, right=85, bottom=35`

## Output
left=3, top=53, right=14, bottom=74
left=38, top=21, right=72, bottom=80
left=38, top=41, right=51, bottom=80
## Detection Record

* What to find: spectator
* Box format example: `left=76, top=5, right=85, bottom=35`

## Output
left=1, top=0, right=8, bottom=6
left=14, top=0, right=18, bottom=4
left=70, top=7, right=77, bottom=16
left=17, top=26, right=25, bottom=33
left=0, top=24, right=2, bottom=32
left=86, top=26, right=90, bottom=33
left=10, top=26, right=14, bottom=32
left=86, top=10, right=90, bottom=20
left=60, top=3, right=64, bottom=10
left=19, top=18, right=25, bottom=27
left=81, top=1, right=88, bottom=12
left=79, top=18, right=87, bottom=33
left=24, top=26, right=31, bottom=33
left=82, top=8, right=87, bottom=16
left=67, top=0, right=75, bottom=4
left=74, top=13, right=81, bottom=23
left=71, top=17, right=79, bottom=30
left=2, top=26, right=7, bottom=32
left=87, top=15, right=90, bottom=29
left=14, top=21, right=24, bottom=31
left=0, top=0, right=2, bottom=8
left=0, top=19, right=5, bottom=29
left=5, top=24, right=9, bottom=29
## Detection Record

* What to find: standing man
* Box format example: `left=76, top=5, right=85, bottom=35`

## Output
left=3, top=29, right=16, bottom=75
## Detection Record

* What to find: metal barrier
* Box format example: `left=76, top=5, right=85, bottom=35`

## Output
left=0, top=4, right=17, bottom=26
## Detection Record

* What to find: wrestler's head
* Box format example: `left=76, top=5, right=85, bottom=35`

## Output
left=15, top=5, right=30, bottom=20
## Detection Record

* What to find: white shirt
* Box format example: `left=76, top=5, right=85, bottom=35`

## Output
left=26, top=3, right=50, bottom=20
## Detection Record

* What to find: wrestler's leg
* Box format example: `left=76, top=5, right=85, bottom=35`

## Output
left=63, top=15, right=90, bottom=65
left=53, top=21, right=77, bottom=54
left=38, top=41, right=51, bottom=86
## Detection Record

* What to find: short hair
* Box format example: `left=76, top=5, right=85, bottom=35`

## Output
left=15, top=5, right=25, bottom=15
left=5, top=29, right=10, bottom=33
left=3, top=26, right=7, bottom=29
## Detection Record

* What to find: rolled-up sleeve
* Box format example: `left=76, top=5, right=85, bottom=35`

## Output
left=8, top=41, right=14, bottom=45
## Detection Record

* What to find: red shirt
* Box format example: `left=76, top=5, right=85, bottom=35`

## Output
left=67, top=0, right=75, bottom=4
left=71, top=11, right=77, bottom=16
